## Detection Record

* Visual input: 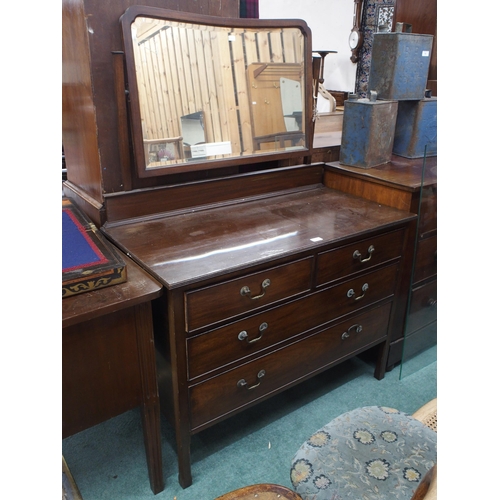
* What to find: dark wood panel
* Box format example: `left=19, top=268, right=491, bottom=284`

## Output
left=407, top=279, right=437, bottom=333
left=185, top=258, right=314, bottom=332
left=103, top=185, right=415, bottom=289
left=394, top=0, right=436, bottom=36
left=62, top=308, right=142, bottom=437
left=317, top=229, right=405, bottom=286
left=188, top=265, right=398, bottom=379
left=104, top=164, right=324, bottom=223
left=418, top=185, right=437, bottom=237
left=62, top=0, right=103, bottom=204
left=189, top=303, right=391, bottom=430
left=413, top=235, right=437, bottom=284
left=326, top=156, right=437, bottom=191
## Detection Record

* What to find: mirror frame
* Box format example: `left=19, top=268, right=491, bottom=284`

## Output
left=120, top=6, right=313, bottom=178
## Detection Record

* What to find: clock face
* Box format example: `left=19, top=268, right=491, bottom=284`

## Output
left=349, top=29, right=360, bottom=50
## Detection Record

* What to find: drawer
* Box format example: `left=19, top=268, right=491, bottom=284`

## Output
left=185, top=257, right=313, bottom=332
left=418, top=185, right=437, bottom=237
left=316, top=229, right=405, bottom=286
left=188, top=263, right=399, bottom=379
left=413, top=235, right=437, bottom=283
left=407, top=279, right=437, bottom=334
left=189, top=302, right=392, bottom=430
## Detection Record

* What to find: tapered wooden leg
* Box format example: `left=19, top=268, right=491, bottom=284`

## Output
left=135, top=302, right=164, bottom=494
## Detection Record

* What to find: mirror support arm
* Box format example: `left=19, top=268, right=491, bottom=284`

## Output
left=112, top=50, right=133, bottom=190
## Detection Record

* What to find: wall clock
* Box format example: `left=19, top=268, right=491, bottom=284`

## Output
left=349, top=0, right=364, bottom=63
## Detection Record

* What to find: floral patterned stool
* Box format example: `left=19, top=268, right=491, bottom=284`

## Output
left=290, top=406, right=437, bottom=500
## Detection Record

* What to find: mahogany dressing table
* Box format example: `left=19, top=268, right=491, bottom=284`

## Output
left=63, top=5, right=418, bottom=490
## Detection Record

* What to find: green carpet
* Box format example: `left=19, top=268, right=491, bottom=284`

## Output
left=62, top=347, right=436, bottom=499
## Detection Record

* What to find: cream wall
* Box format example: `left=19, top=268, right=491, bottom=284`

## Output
left=259, top=0, right=357, bottom=92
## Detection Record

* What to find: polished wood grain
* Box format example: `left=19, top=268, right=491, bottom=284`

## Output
left=62, top=0, right=103, bottom=224
left=324, top=156, right=437, bottom=370
left=216, top=483, right=302, bottom=500
left=103, top=185, right=415, bottom=290
left=62, top=253, right=164, bottom=494
left=104, top=164, right=324, bottom=223
left=324, top=156, right=437, bottom=212
left=317, top=229, right=404, bottom=286
left=190, top=303, right=392, bottom=430
left=188, top=264, right=398, bottom=380
left=185, top=258, right=313, bottom=332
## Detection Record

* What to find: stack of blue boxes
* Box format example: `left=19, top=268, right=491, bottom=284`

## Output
left=340, top=28, right=436, bottom=168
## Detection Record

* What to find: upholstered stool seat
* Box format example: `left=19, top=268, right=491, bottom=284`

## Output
left=290, top=406, right=437, bottom=500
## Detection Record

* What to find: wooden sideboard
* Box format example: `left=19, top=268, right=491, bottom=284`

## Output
left=62, top=252, right=164, bottom=494
left=103, top=164, right=416, bottom=487
left=323, top=156, right=437, bottom=368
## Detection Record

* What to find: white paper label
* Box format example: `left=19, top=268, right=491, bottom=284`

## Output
left=228, top=35, right=236, bottom=42
left=191, top=141, right=232, bottom=158
left=422, top=50, right=430, bottom=57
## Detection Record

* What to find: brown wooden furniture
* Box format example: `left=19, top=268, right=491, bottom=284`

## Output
left=62, top=252, right=164, bottom=494
left=63, top=4, right=419, bottom=492
left=102, top=164, right=416, bottom=488
left=215, top=483, right=302, bottom=500
left=323, top=155, right=437, bottom=368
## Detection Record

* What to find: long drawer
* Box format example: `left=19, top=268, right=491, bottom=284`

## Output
left=316, top=229, right=405, bottom=286
left=185, top=257, right=314, bottom=332
left=187, top=263, right=399, bottom=380
left=189, top=302, right=392, bottom=430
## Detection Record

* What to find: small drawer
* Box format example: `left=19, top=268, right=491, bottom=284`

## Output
left=407, top=279, right=437, bottom=334
left=189, top=303, right=392, bottom=430
left=185, top=257, right=313, bottom=332
left=413, top=235, right=437, bottom=283
left=418, top=186, right=437, bottom=237
left=188, top=263, right=399, bottom=379
left=316, top=229, right=404, bottom=286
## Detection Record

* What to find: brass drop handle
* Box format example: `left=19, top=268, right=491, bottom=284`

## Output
left=353, top=245, right=375, bottom=263
left=238, top=322, right=268, bottom=344
left=342, top=324, right=363, bottom=340
left=237, top=369, right=266, bottom=390
left=347, top=283, right=369, bottom=301
left=240, top=278, right=271, bottom=300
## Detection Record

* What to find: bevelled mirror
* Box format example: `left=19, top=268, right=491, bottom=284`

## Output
left=120, top=6, right=312, bottom=177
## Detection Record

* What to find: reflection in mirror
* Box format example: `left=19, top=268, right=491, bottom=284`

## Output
left=121, top=8, right=311, bottom=176
left=181, top=112, right=206, bottom=160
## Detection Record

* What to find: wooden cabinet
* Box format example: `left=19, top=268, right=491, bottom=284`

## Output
left=62, top=252, right=164, bottom=494
left=103, top=164, right=416, bottom=487
left=323, top=155, right=437, bottom=368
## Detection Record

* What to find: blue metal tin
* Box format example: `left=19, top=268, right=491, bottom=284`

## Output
left=368, top=32, right=433, bottom=100
left=339, top=92, right=398, bottom=169
left=393, top=97, right=437, bottom=158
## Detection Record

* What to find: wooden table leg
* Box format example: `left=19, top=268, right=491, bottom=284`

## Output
left=135, top=302, right=164, bottom=494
